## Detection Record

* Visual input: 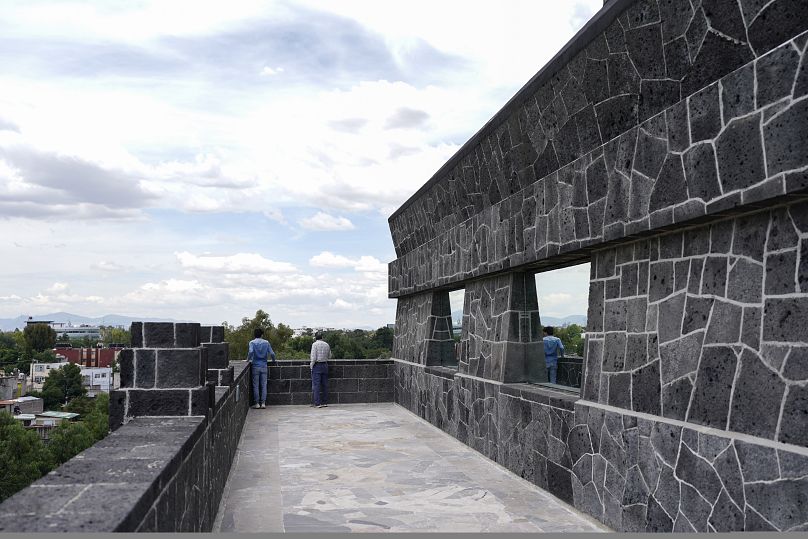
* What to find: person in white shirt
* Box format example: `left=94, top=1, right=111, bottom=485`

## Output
left=310, top=332, right=331, bottom=408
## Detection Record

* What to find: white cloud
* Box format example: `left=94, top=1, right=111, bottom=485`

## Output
left=0, top=1, right=600, bottom=327
left=331, top=298, right=354, bottom=309
left=299, top=212, right=355, bottom=231
left=260, top=66, right=285, bottom=76
left=176, top=251, right=297, bottom=274
left=92, top=261, right=126, bottom=272
left=309, top=251, right=386, bottom=276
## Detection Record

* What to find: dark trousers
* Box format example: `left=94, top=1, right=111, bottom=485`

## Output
left=311, top=362, right=328, bottom=405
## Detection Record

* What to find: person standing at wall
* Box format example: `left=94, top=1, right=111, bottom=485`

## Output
left=542, top=326, right=564, bottom=385
left=310, top=332, right=331, bottom=408
left=248, top=328, right=276, bottom=409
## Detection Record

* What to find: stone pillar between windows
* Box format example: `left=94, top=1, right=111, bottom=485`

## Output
left=459, top=271, right=544, bottom=382
left=392, top=290, right=456, bottom=366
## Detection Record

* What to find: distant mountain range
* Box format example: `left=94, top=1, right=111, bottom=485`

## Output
left=0, top=312, right=185, bottom=332
left=451, top=310, right=586, bottom=328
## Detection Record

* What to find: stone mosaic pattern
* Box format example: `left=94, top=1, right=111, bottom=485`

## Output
left=389, top=30, right=808, bottom=298
left=458, top=272, right=545, bottom=382
left=392, top=291, right=456, bottom=366
left=0, top=362, right=251, bottom=532
left=394, top=360, right=808, bottom=532
left=389, top=0, right=808, bottom=261
left=584, top=202, right=808, bottom=447
left=266, top=359, right=394, bottom=405
left=569, top=402, right=808, bottom=532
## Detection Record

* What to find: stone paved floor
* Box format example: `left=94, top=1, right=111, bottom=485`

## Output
left=214, top=403, right=609, bottom=533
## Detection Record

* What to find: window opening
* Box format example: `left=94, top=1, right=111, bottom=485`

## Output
left=448, top=288, right=465, bottom=367
left=533, top=262, right=590, bottom=391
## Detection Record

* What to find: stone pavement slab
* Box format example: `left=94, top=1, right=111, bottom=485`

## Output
left=214, top=403, right=609, bottom=533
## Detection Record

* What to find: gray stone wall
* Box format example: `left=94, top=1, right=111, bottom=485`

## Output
left=111, top=322, right=213, bottom=429
left=394, top=360, right=808, bottom=532
left=389, top=29, right=808, bottom=298
left=392, top=291, right=456, bottom=366
left=584, top=203, right=808, bottom=447
left=267, top=359, right=394, bottom=405
left=388, top=0, right=808, bottom=532
left=459, top=271, right=544, bottom=382
left=0, top=361, right=251, bottom=532
left=388, top=0, right=808, bottom=265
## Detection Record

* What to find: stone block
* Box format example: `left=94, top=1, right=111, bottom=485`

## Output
left=756, top=43, right=801, bottom=107
left=779, top=385, right=808, bottom=447
left=203, top=343, right=229, bottom=369
left=174, top=323, right=200, bottom=348
left=763, top=98, right=808, bottom=177
left=763, top=297, right=808, bottom=342
left=687, top=346, right=737, bottom=429
left=729, top=349, right=786, bottom=439
left=135, top=349, right=156, bottom=389
left=200, top=325, right=225, bottom=343
left=143, top=323, right=175, bottom=348
left=632, top=360, right=661, bottom=415
left=126, top=389, right=192, bottom=417
left=130, top=322, right=143, bottom=348
left=156, top=349, right=204, bottom=388
left=721, top=62, right=754, bottom=123
left=119, top=349, right=134, bottom=388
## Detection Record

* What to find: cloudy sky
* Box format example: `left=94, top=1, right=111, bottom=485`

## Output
left=0, top=0, right=600, bottom=328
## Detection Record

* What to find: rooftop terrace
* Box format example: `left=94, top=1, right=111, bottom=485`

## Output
left=215, top=403, right=608, bottom=533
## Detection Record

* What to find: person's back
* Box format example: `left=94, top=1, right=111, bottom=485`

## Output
left=310, top=333, right=331, bottom=407
left=248, top=337, right=274, bottom=366
left=248, top=329, right=276, bottom=409
left=542, top=326, right=564, bottom=384
left=310, top=339, right=330, bottom=364
left=543, top=335, right=564, bottom=362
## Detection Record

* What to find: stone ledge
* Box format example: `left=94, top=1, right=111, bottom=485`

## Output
left=500, top=382, right=580, bottom=411
left=0, top=357, right=252, bottom=532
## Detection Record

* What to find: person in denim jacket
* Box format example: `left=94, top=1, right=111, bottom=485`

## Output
left=248, top=328, right=276, bottom=409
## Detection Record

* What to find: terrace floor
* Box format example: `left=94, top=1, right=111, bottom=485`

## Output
left=213, top=403, right=608, bottom=533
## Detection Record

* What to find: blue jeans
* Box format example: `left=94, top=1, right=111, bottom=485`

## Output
left=252, top=363, right=267, bottom=404
left=546, top=363, right=557, bottom=384
left=311, top=362, right=328, bottom=406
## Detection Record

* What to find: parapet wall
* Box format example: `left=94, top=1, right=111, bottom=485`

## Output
left=267, top=359, right=394, bottom=405
left=0, top=323, right=250, bottom=533
left=0, top=361, right=250, bottom=532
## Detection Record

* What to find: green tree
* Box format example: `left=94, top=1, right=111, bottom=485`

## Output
left=224, top=310, right=280, bottom=360
left=99, top=326, right=131, bottom=346
left=48, top=421, right=95, bottom=465
left=371, top=326, right=394, bottom=351
left=23, top=323, right=56, bottom=353
left=554, top=324, right=585, bottom=356
left=41, top=363, right=86, bottom=409
left=81, top=393, right=110, bottom=441
left=0, top=412, right=53, bottom=502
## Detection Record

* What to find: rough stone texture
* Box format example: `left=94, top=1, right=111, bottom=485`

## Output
left=585, top=207, right=808, bottom=445
left=204, top=342, right=230, bottom=369
left=392, top=291, right=456, bottom=367
left=458, top=272, right=544, bottom=382
left=266, top=359, right=394, bottom=406
left=388, top=32, right=808, bottom=298
left=389, top=1, right=808, bottom=533
left=394, top=359, right=808, bottom=533
left=0, top=362, right=250, bottom=532
left=200, top=325, right=225, bottom=344
left=111, top=322, right=217, bottom=429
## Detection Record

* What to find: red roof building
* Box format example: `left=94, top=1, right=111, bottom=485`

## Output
left=53, top=345, right=123, bottom=368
